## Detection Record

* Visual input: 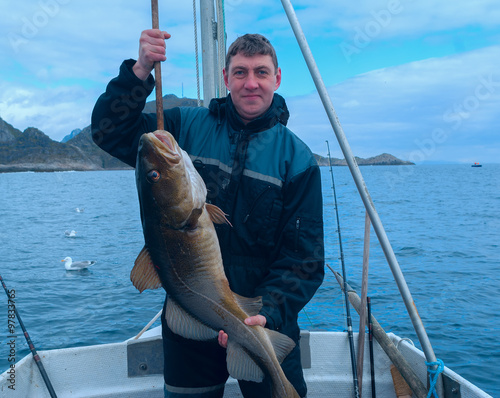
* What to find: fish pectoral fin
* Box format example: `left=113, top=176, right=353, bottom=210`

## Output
left=130, top=246, right=163, bottom=293
left=185, top=208, right=203, bottom=229
left=166, top=299, right=218, bottom=340
left=226, top=341, right=265, bottom=382
left=266, top=329, right=296, bottom=364
left=232, top=293, right=262, bottom=317
left=206, top=204, right=232, bottom=227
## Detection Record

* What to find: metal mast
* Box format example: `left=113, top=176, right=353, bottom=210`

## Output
left=199, top=0, right=226, bottom=106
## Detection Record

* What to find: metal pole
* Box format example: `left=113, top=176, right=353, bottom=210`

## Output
left=279, top=1, right=443, bottom=394
left=200, top=0, right=217, bottom=106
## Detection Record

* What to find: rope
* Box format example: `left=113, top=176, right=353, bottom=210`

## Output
left=133, top=308, right=163, bottom=340
left=216, top=0, right=227, bottom=97
left=425, top=358, right=444, bottom=398
left=192, top=0, right=201, bottom=106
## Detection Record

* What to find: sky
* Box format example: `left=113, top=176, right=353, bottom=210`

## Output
left=1, top=0, right=500, bottom=163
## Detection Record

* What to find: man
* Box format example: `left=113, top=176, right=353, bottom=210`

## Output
left=92, top=29, right=324, bottom=398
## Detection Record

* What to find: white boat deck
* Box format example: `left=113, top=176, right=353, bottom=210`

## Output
left=0, top=327, right=492, bottom=398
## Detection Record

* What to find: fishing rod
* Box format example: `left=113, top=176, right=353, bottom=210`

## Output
left=368, top=296, right=377, bottom=398
left=334, top=271, right=428, bottom=398
left=0, top=274, right=58, bottom=398
left=326, top=140, right=360, bottom=398
left=151, top=0, right=164, bottom=130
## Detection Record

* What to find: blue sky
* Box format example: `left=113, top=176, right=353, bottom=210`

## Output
left=1, top=0, right=499, bottom=163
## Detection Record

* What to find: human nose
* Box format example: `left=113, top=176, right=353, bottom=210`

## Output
left=244, top=72, right=259, bottom=90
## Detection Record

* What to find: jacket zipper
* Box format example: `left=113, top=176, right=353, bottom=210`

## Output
left=243, top=186, right=271, bottom=223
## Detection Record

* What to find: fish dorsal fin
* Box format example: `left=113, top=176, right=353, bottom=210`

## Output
left=166, top=298, right=218, bottom=341
left=206, top=204, right=232, bottom=226
left=130, top=246, right=162, bottom=293
left=265, top=329, right=296, bottom=364
left=232, top=293, right=262, bottom=317
left=226, top=340, right=265, bottom=382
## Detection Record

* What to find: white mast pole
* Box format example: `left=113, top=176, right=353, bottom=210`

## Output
left=199, top=0, right=217, bottom=106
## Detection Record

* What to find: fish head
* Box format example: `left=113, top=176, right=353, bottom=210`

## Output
left=136, top=130, right=207, bottom=229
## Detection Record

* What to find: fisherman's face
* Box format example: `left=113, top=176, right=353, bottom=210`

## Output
left=223, top=53, right=281, bottom=124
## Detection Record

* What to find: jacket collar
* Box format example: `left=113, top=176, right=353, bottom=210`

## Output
left=208, top=93, right=290, bottom=133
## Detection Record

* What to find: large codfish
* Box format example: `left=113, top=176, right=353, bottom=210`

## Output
left=131, top=130, right=300, bottom=398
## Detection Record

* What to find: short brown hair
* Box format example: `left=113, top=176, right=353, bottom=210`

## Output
left=225, top=34, right=278, bottom=73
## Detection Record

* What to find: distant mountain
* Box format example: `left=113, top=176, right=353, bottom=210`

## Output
left=0, top=94, right=197, bottom=173
left=143, top=94, right=201, bottom=113
left=61, top=128, right=82, bottom=143
left=0, top=124, right=127, bottom=173
left=0, top=94, right=413, bottom=173
left=0, top=118, right=22, bottom=143
left=314, top=153, right=414, bottom=166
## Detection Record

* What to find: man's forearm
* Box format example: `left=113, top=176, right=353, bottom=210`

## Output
left=91, top=60, right=156, bottom=166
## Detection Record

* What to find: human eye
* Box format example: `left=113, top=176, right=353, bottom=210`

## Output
left=257, top=68, right=270, bottom=77
left=233, top=69, right=246, bottom=77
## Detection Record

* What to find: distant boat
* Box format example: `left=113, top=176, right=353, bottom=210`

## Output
left=471, top=162, right=482, bottom=167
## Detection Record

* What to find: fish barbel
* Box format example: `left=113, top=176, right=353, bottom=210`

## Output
left=131, top=130, right=300, bottom=398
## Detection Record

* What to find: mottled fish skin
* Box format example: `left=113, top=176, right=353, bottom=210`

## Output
left=132, top=130, right=299, bottom=398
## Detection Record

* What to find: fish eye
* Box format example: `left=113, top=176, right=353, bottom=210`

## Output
left=147, top=170, right=161, bottom=183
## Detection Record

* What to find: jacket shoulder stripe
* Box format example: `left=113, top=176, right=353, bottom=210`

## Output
left=189, top=155, right=232, bottom=175
left=189, top=155, right=283, bottom=188
left=243, top=169, right=283, bottom=188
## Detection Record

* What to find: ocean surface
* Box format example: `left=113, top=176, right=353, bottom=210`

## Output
left=0, top=164, right=498, bottom=396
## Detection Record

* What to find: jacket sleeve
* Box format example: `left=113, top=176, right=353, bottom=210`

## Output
left=91, top=59, right=181, bottom=166
left=257, top=163, right=325, bottom=338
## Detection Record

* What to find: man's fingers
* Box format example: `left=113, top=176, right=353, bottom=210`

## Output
left=244, top=315, right=267, bottom=327
left=218, top=316, right=266, bottom=349
left=133, top=29, right=171, bottom=80
left=140, top=29, right=171, bottom=59
left=218, top=330, right=228, bottom=348
left=142, top=28, right=171, bottom=40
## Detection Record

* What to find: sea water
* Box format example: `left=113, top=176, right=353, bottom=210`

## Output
left=0, top=164, right=498, bottom=396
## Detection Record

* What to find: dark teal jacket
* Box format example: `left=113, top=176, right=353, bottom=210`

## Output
left=91, top=59, right=324, bottom=341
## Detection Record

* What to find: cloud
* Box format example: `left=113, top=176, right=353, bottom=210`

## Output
left=286, top=46, right=500, bottom=163
left=1, top=0, right=201, bottom=140
left=1, top=0, right=499, bottom=164
left=3, top=1, right=197, bottom=83
left=0, top=81, right=98, bottom=140
left=281, top=0, right=500, bottom=39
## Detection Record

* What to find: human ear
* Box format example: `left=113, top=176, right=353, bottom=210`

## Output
left=274, top=67, right=282, bottom=90
left=223, top=68, right=230, bottom=90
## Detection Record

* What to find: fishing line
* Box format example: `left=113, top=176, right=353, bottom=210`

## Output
left=326, top=140, right=360, bottom=398
left=301, top=308, right=314, bottom=328
left=0, top=274, right=58, bottom=398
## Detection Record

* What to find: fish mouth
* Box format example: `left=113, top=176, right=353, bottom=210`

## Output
left=144, top=131, right=181, bottom=165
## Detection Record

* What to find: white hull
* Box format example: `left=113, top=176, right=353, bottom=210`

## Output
left=0, top=327, right=491, bottom=398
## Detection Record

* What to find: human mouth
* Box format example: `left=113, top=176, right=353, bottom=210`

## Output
left=242, top=94, right=260, bottom=101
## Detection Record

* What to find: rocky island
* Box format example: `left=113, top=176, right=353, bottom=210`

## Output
left=0, top=95, right=413, bottom=173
